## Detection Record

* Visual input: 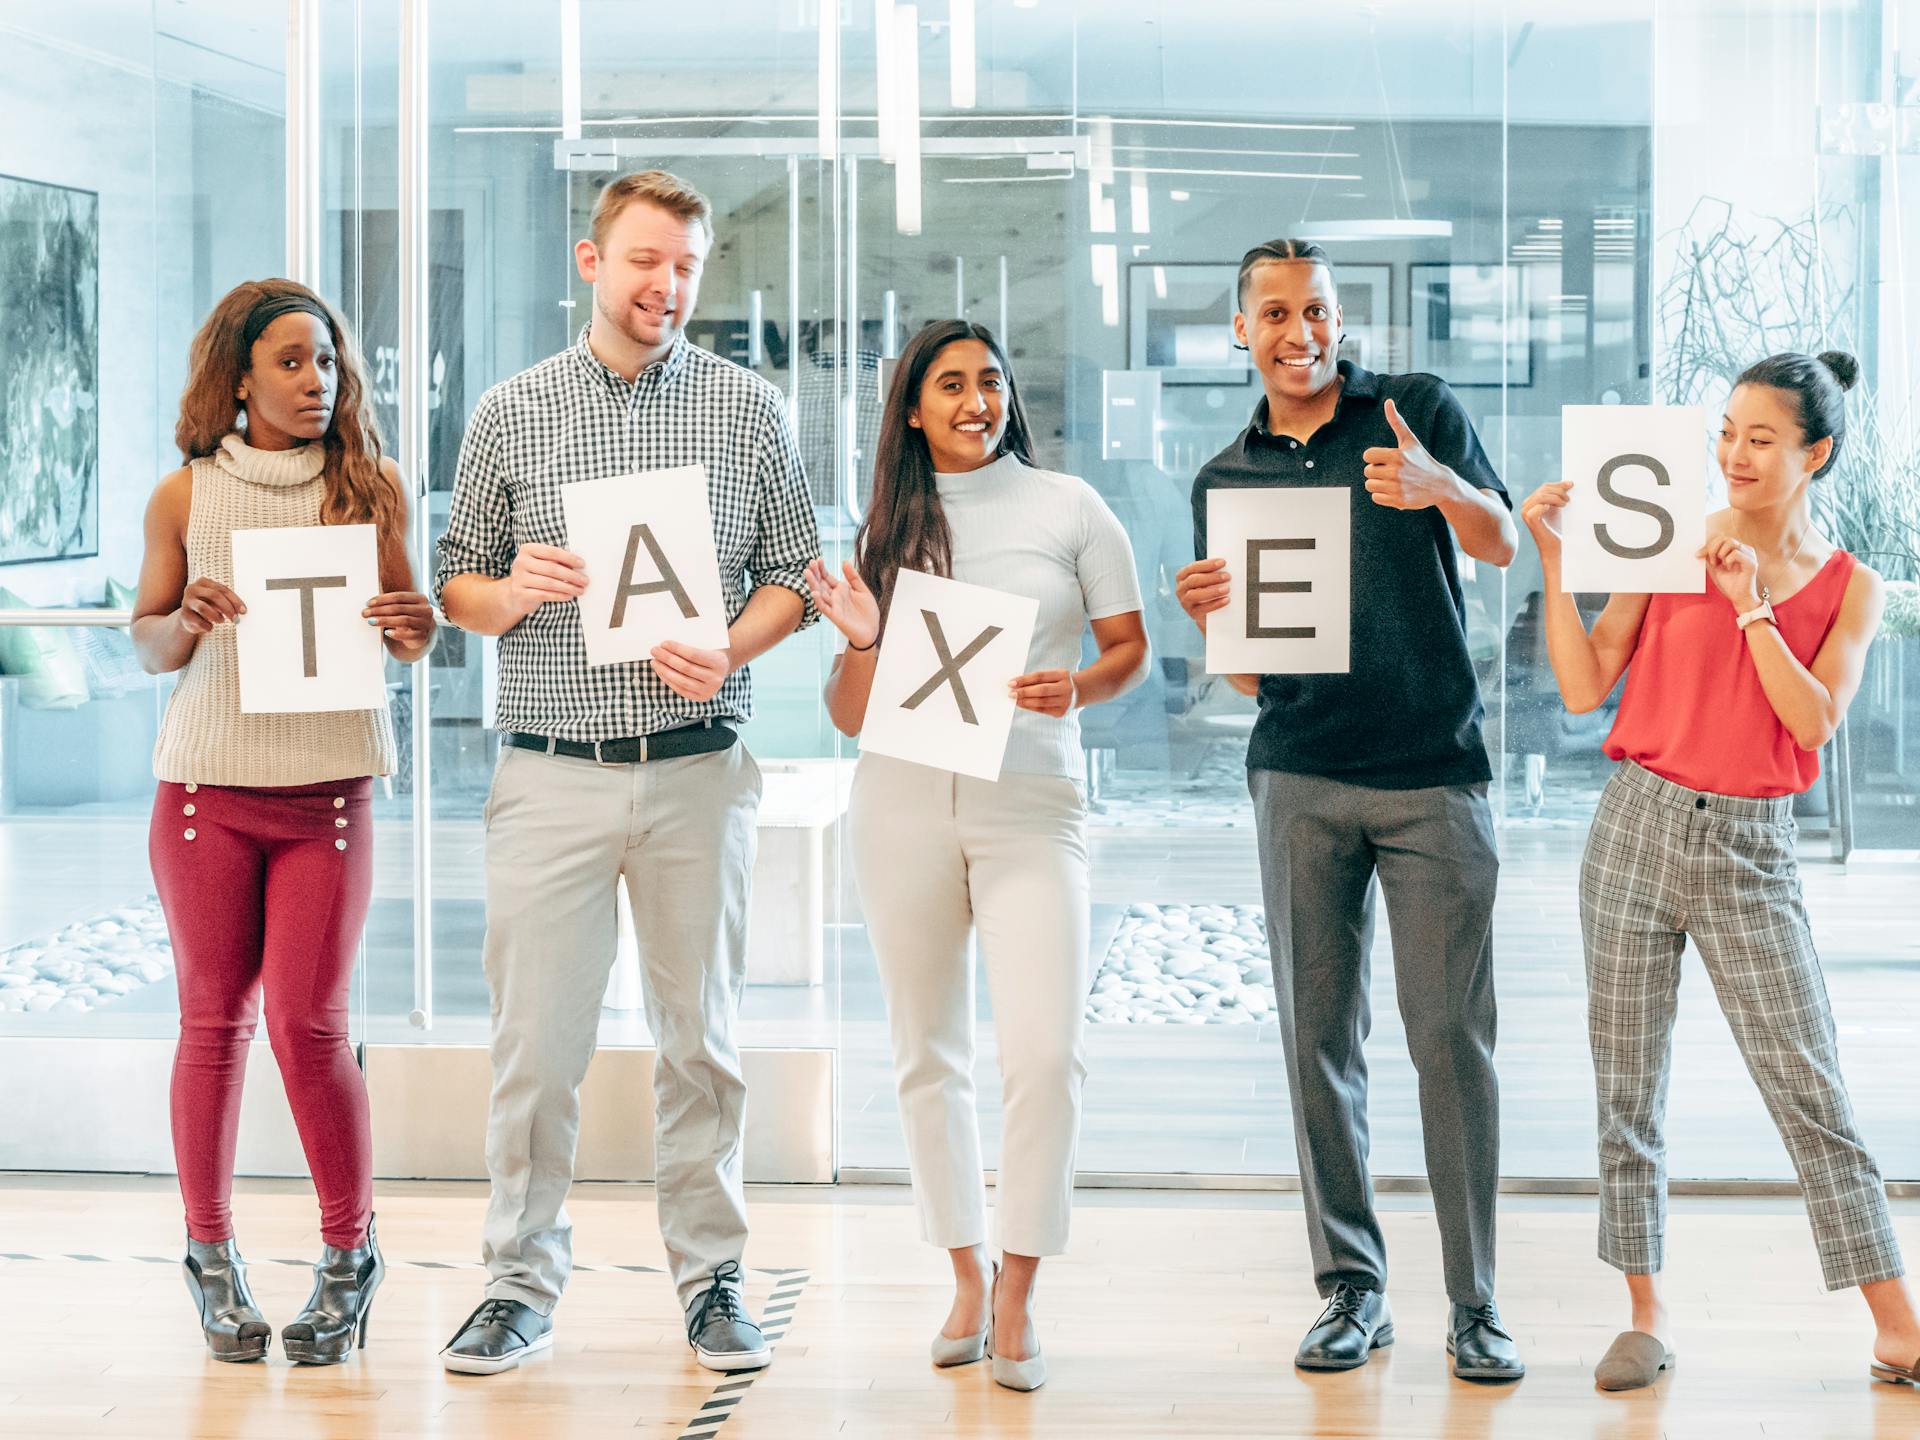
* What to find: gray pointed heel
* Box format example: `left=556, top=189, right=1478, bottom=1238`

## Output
left=990, top=1348, right=1048, bottom=1391
left=930, top=1322, right=988, bottom=1368
left=986, top=1263, right=1047, bottom=1392
left=932, top=1259, right=992, bottom=1368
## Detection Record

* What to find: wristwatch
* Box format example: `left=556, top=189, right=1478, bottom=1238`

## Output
left=1735, top=592, right=1777, bottom=631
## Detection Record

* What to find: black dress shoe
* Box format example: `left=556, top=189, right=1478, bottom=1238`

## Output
left=442, top=1297, right=554, bottom=1375
left=1447, top=1301, right=1525, bottom=1381
left=1295, top=1283, right=1394, bottom=1371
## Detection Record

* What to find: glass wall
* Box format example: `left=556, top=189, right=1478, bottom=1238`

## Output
left=1, top=0, right=1914, bottom=1185
left=825, top=0, right=1919, bottom=1181
left=832, top=0, right=1662, bottom=1178
left=0, top=3, right=288, bottom=1165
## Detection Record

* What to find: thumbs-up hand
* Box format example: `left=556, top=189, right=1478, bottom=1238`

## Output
left=1362, top=398, right=1465, bottom=511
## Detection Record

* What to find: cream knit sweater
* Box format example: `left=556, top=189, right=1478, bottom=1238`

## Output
left=151, top=434, right=396, bottom=786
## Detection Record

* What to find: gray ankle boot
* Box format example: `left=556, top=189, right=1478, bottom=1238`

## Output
left=182, top=1236, right=271, bottom=1362
left=282, top=1214, right=385, bottom=1365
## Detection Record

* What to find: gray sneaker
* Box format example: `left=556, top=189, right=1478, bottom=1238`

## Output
left=686, top=1261, right=772, bottom=1372
left=442, top=1297, right=553, bottom=1375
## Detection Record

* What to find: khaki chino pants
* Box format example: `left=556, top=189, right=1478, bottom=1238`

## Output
left=477, top=740, right=762, bottom=1312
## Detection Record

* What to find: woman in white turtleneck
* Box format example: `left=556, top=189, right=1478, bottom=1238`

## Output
left=806, top=320, right=1150, bottom=1392
left=131, top=280, right=433, bottom=1366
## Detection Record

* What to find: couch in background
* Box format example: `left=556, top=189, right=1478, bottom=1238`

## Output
left=0, top=589, right=161, bottom=812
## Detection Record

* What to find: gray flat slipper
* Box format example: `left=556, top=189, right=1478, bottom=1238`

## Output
left=1595, top=1331, right=1675, bottom=1391
left=1870, top=1354, right=1919, bottom=1386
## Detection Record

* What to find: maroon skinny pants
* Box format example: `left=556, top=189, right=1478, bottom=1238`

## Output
left=150, top=777, right=374, bottom=1249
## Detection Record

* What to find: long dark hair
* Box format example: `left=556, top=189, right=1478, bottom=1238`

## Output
left=1735, top=350, right=1859, bottom=480
left=855, top=319, right=1036, bottom=628
left=176, top=278, right=400, bottom=544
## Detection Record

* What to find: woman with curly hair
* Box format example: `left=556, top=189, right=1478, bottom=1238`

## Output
left=131, top=279, right=434, bottom=1364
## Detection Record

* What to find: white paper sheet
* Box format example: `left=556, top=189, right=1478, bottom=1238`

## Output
left=231, top=523, right=387, bottom=714
left=561, top=465, right=731, bottom=666
left=1560, top=406, right=1709, bottom=593
left=1204, top=486, right=1351, bottom=675
left=858, top=567, right=1039, bottom=783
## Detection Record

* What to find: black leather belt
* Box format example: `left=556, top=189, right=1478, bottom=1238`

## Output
left=505, top=720, right=736, bottom=765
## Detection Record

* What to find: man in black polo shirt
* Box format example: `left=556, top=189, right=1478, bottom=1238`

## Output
left=1177, top=239, right=1523, bottom=1382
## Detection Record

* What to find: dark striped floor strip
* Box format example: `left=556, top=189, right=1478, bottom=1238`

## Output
left=0, top=1252, right=666, bottom=1274
left=673, top=1268, right=811, bottom=1440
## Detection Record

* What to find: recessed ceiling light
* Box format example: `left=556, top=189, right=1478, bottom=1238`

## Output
left=1298, top=219, right=1452, bottom=239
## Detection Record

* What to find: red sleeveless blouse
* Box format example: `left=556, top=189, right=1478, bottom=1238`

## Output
left=1602, top=549, right=1857, bottom=797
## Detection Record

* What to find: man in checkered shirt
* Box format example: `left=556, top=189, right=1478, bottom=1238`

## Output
left=433, top=171, right=820, bottom=1379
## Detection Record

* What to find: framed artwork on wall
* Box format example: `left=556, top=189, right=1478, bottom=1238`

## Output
left=1410, top=262, right=1531, bottom=386
left=1126, top=263, right=1252, bottom=386
left=0, top=173, right=99, bottom=564
left=1334, top=263, right=1397, bottom=372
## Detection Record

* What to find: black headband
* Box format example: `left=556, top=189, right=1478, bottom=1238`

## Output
left=242, top=293, right=333, bottom=350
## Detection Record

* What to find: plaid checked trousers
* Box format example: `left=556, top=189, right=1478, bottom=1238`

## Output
left=1578, top=760, right=1903, bottom=1290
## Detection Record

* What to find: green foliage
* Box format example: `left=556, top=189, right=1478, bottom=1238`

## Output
left=1882, top=581, right=1920, bottom=640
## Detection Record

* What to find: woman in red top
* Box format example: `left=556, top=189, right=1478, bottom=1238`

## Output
left=1523, top=351, right=1919, bottom=1394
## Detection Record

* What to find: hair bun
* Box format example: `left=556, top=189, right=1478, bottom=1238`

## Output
left=1817, top=350, right=1860, bottom=392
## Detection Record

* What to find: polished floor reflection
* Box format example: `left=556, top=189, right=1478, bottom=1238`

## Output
left=1, top=1177, right=1917, bottom=1438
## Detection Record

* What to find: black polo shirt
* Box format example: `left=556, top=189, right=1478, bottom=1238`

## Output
left=1190, top=361, right=1507, bottom=790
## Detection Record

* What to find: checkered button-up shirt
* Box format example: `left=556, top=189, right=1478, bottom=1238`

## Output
left=433, top=326, right=821, bottom=741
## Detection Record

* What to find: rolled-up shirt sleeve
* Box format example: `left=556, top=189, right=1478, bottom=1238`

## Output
left=746, top=394, right=822, bottom=631
left=432, top=388, right=515, bottom=609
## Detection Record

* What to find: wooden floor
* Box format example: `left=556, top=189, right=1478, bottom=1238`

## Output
left=3, top=1178, right=1918, bottom=1439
